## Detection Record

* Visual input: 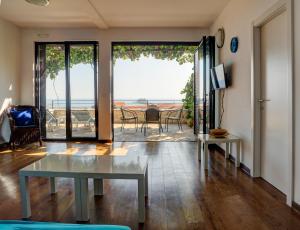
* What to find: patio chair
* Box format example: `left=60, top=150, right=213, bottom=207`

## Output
left=141, top=107, right=163, bottom=136
left=120, top=107, right=138, bottom=131
left=46, top=109, right=58, bottom=132
left=71, top=110, right=95, bottom=129
left=165, top=107, right=184, bottom=131
left=6, top=105, right=42, bottom=149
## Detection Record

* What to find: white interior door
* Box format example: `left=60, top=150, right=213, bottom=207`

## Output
left=260, top=11, right=288, bottom=194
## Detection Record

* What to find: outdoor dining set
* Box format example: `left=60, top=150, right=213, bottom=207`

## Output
left=120, top=105, right=184, bottom=135
left=45, top=105, right=185, bottom=136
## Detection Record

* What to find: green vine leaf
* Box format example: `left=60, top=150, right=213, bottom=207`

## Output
left=44, top=44, right=197, bottom=79
left=181, top=73, right=194, bottom=122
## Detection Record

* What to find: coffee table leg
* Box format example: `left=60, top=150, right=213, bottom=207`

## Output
left=225, top=143, right=229, bottom=159
left=20, top=175, right=31, bottom=218
left=74, top=178, right=81, bottom=220
left=145, top=167, right=148, bottom=197
left=202, top=143, right=208, bottom=170
left=50, top=177, right=56, bottom=194
left=80, top=178, right=89, bottom=221
left=75, top=178, right=89, bottom=222
left=138, top=177, right=145, bottom=223
left=198, top=140, right=202, bottom=161
left=94, top=178, right=103, bottom=196
left=236, top=141, right=241, bottom=167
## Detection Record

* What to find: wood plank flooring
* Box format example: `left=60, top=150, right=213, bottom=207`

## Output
left=0, top=141, right=299, bottom=229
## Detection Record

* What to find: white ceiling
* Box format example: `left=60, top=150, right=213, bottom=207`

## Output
left=0, top=0, right=230, bottom=29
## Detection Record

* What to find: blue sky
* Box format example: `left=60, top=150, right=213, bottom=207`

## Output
left=46, top=64, right=94, bottom=100
left=46, top=55, right=193, bottom=101
left=114, top=56, right=193, bottom=100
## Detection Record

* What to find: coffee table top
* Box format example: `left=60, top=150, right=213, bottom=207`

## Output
left=19, top=154, right=148, bottom=178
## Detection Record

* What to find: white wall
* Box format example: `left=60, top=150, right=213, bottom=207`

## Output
left=210, top=0, right=300, bottom=204
left=0, top=17, right=21, bottom=143
left=210, top=0, right=278, bottom=172
left=293, top=0, right=300, bottom=204
left=20, top=27, right=208, bottom=140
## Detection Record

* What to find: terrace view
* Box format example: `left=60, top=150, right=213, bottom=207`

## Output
left=113, top=99, right=195, bottom=141
left=112, top=44, right=197, bottom=141
left=44, top=44, right=198, bottom=141
left=40, top=43, right=98, bottom=140
left=46, top=99, right=96, bottom=139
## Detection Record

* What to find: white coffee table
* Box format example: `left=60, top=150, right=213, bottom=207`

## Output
left=198, top=134, right=241, bottom=169
left=19, top=154, right=149, bottom=223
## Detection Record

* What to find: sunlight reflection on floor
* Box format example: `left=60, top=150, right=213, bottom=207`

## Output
left=0, top=141, right=147, bottom=159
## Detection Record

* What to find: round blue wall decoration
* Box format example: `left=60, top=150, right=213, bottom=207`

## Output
left=230, top=37, right=239, bottom=53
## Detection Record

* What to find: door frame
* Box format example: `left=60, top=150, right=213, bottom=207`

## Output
left=194, top=37, right=216, bottom=134
left=110, top=41, right=200, bottom=141
left=35, top=41, right=99, bottom=141
left=251, top=0, right=294, bottom=206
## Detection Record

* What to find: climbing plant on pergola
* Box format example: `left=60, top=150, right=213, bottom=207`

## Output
left=112, top=45, right=197, bottom=64
left=45, top=44, right=197, bottom=79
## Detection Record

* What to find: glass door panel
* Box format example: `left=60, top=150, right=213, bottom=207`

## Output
left=206, top=37, right=215, bottom=131
left=37, top=44, right=66, bottom=139
left=199, top=45, right=205, bottom=133
left=36, top=42, right=98, bottom=140
left=194, top=37, right=215, bottom=134
left=70, top=45, right=97, bottom=138
left=194, top=48, right=203, bottom=134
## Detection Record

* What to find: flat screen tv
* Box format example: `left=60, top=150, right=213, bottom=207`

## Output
left=210, top=64, right=227, bottom=90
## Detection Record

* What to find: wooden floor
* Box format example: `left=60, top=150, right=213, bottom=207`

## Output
left=0, top=141, right=299, bottom=229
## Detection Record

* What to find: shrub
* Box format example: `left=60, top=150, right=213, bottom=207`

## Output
left=181, top=73, right=194, bottom=127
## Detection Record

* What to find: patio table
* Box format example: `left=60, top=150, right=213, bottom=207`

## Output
left=128, top=108, right=179, bottom=113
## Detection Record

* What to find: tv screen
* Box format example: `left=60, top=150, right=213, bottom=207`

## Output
left=210, top=64, right=227, bottom=90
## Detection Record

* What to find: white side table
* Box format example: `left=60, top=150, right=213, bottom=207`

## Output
left=198, top=134, right=242, bottom=169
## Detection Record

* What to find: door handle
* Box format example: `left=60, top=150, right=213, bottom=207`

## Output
left=258, top=99, right=271, bottom=103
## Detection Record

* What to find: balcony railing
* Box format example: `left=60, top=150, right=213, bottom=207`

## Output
left=47, top=99, right=95, bottom=109
left=47, top=99, right=184, bottom=109
left=113, top=99, right=183, bottom=109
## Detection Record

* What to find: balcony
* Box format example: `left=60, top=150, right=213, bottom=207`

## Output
left=113, top=99, right=195, bottom=142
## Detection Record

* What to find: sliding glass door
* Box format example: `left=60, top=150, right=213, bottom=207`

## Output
left=36, top=43, right=67, bottom=139
left=70, top=44, right=97, bottom=138
left=194, top=36, right=215, bottom=134
left=35, top=42, right=98, bottom=140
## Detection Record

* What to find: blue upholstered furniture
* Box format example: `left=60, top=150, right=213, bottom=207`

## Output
left=0, top=220, right=131, bottom=230
left=10, top=108, right=35, bottom=127
left=6, top=105, right=42, bottom=149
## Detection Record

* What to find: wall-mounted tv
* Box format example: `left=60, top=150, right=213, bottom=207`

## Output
left=210, top=64, right=227, bottom=90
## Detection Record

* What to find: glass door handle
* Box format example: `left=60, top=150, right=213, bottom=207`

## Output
left=258, top=99, right=271, bottom=102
